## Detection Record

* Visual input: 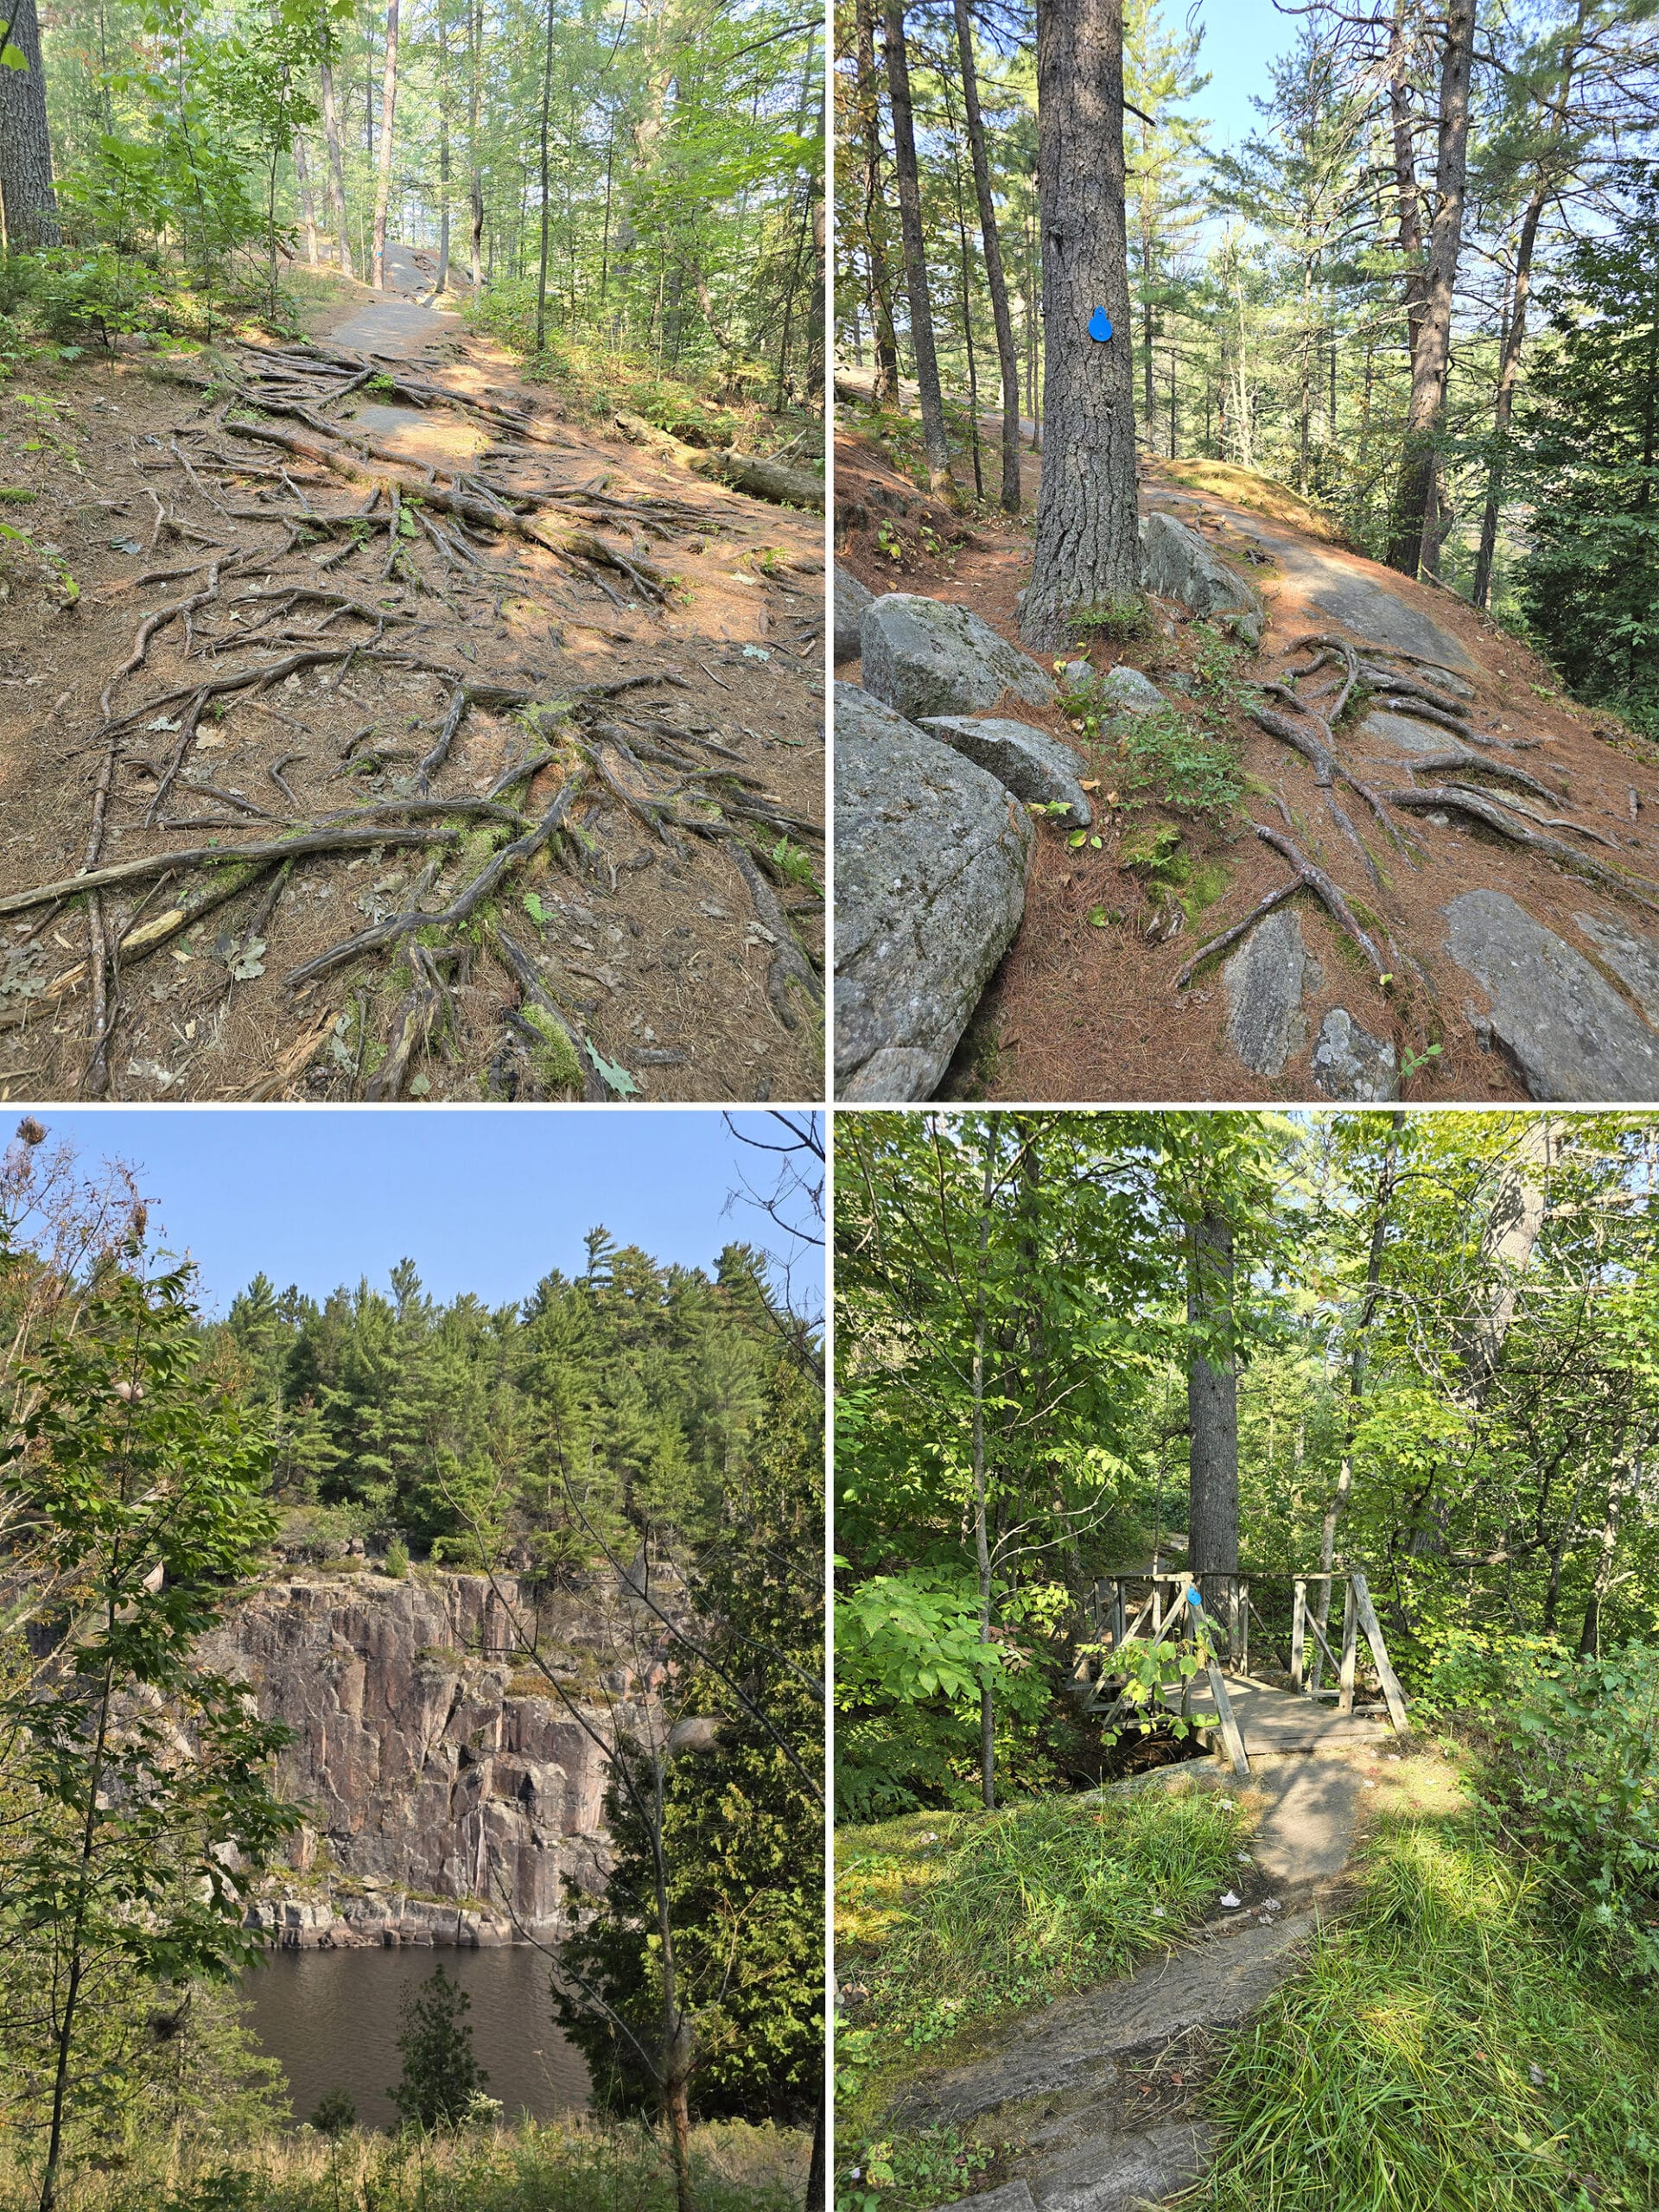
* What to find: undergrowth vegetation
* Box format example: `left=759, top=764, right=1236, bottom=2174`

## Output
left=1196, top=1808, right=1659, bottom=2212
left=0, top=2116, right=806, bottom=2212
left=835, top=1788, right=1245, bottom=2201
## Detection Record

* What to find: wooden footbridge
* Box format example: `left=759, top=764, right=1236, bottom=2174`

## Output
left=1073, top=1567, right=1411, bottom=1777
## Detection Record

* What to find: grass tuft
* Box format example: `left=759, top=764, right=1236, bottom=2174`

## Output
left=1194, top=1809, right=1659, bottom=2212
left=836, top=1788, right=1243, bottom=2126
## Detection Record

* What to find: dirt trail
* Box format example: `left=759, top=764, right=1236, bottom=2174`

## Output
left=887, top=1751, right=1386, bottom=2212
left=0, top=270, right=823, bottom=1102
left=836, top=419, right=1659, bottom=1103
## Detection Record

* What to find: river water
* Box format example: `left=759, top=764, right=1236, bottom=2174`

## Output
left=245, top=1948, right=592, bottom=2131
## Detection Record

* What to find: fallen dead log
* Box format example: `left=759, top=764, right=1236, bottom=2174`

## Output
left=612, top=408, right=824, bottom=512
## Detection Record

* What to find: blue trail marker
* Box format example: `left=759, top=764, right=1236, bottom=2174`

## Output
left=1089, top=307, right=1114, bottom=342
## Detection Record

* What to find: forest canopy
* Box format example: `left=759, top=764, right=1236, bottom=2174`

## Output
left=3, top=0, right=823, bottom=407
left=835, top=1109, right=1659, bottom=1818
left=836, top=0, right=1659, bottom=725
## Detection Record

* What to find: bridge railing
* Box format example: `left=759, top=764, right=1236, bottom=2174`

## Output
left=1081, top=1567, right=1408, bottom=1735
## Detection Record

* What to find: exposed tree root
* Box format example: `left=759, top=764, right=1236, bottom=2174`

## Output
left=1173, top=882, right=1303, bottom=988
left=1252, top=823, right=1387, bottom=975
left=1382, top=785, right=1659, bottom=913
left=0, top=824, right=461, bottom=919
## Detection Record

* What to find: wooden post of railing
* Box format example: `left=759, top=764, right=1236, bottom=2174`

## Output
left=1238, top=1576, right=1249, bottom=1677
left=1111, top=1577, right=1126, bottom=1654
left=1205, top=1655, right=1251, bottom=1777
left=1338, top=1577, right=1358, bottom=1715
left=1151, top=1579, right=1162, bottom=1638
left=1352, top=1573, right=1410, bottom=1735
left=1291, top=1579, right=1307, bottom=1690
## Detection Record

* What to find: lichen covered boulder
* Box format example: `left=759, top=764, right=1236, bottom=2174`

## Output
left=835, top=683, right=1033, bottom=1100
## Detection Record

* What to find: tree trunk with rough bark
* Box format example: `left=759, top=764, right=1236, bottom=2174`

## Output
left=294, top=132, right=321, bottom=267
left=319, top=62, right=353, bottom=276
left=1471, top=3, right=1587, bottom=608
left=954, top=0, right=1020, bottom=510
left=467, top=0, right=484, bottom=287
left=1312, top=1115, right=1402, bottom=1686
left=854, top=0, right=901, bottom=404
left=0, top=0, right=61, bottom=251
left=371, top=0, right=401, bottom=293
left=1019, top=0, right=1138, bottom=649
left=883, top=0, right=957, bottom=505
left=1388, top=0, right=1475, bottom=579
left=1186, top=1211, right=1239, bottom=1579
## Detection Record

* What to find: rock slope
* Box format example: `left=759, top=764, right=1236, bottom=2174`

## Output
left=833, top=444, right=1659, bottom=1103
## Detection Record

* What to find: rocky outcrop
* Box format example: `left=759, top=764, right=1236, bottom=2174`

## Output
left=202, top=1570, right=648, bottom=1944
left=860, top=593, right=1056, bottom=721
left=834, top=683, right=1033, bottom=1101
left=918, top=715, right=1093, bottom=826
left=1224, top=908, right=1307, bottom=1075
left=835, top=565, right=874, bottom=662
left=1139, top=512, right=1265, bottom=646
left=1444, top=888, right=1659, bottom=1099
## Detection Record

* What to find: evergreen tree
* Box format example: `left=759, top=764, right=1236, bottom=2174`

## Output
left=389, top=1965, right=487, bottom=2132
left=1517, top=165, right=1659, bottom=734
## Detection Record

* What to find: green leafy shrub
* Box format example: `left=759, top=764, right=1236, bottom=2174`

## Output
left=31, top=249, right=156, bottom=349
left=1477, top=1643, right=1659, bottom=1980
left=1110, top=707, right=1242, bottom=820
left=834, top=1573, right=1012, bottom=1821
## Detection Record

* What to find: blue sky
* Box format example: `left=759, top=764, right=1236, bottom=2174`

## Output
left=25, top=1110, right=820, bottom=1316
left=1184, top=0, right=1301, bottom=152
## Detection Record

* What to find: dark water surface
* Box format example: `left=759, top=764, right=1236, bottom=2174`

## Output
left=245, top=1948, right=591, bottom=2132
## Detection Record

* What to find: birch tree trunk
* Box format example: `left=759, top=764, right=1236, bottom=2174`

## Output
left=371, top=0, right=401, bottom=293
left=883, top=0, right=958, bottom=505
left=1020, top=0, right=1139, bottom=649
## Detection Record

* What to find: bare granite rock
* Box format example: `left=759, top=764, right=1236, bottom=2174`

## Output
left=1445, top=888, right=1659, bottom=1100
left=834, top=565, right=874, bottom=662
left=835, top=683, right=1033, bottom=1100
left=860, top=593, right=1056, bottom=721
left=1140, top=512, right=1265, bottom=646
left=1224, top=909, right=1307, bottom=1076
left=1311, top=1007, right=1399, bottom=1101
left=919, top=715, right=1093, bottom=826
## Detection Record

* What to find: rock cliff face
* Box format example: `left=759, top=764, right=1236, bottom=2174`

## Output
left=202, top=1568, right=648, bottom=1947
